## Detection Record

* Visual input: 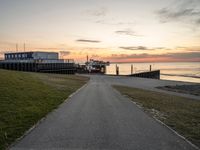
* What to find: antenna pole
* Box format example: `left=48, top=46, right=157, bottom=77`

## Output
left=87, top=55, right=88, bottom=63
left=24, top=43, right=25, bottom=52
left=16, top=44, right=18, bottom=52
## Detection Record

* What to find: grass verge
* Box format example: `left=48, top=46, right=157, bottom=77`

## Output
left=0, top=69, right=89, bottom=150
left=113, top=85, right=200, bottom=148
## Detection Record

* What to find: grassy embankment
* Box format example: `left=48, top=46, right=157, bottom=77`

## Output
left=113, top=85, right=200, bottom=148
left=0, top=69, right=89, bottom=150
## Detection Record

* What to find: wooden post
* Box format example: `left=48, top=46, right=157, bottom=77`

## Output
left=116, top=64, right=119, bottom=75
left=131, top=64, right=133, bottom=74
left=116, top=64, right=117, bottom=75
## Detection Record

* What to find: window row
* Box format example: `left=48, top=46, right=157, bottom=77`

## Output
left=5, top=53, right=32, bottom=59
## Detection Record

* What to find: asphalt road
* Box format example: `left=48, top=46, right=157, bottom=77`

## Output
left=89, top=75, right=200, bottom=100
left=11, top=75, right=197, bottom=150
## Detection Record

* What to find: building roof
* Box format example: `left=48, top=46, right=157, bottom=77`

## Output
left=5, top=51, right=58, bottom=54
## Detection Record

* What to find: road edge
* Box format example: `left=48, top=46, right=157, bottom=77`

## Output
left=112, top=86, right=200, bottom=150
left=8, top=81, right=89, bottom=150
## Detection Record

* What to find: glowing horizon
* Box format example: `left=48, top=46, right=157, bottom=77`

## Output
left=0, top=0, right=200, bottom=63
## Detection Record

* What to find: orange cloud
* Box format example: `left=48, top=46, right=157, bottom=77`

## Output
left=102, top=52, right=200, bottom=63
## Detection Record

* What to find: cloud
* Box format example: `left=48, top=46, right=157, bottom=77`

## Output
left=59, top=51, right=71, bottom=59
left=115, top=28, right=141, bottom=36
left=158, top=8, right=199, bottom=20
left=36, top=48, right=62, bottom=50
left=76, top=39, right=101, bottom=43
left=167, top=51, right=200, bottom=59
left=59, top=51, right=70, bottom=55
left=0, top=41, right=16, bottom=46
left=95, top=20, right=135, bottom=26
left=119, top=46, right=167, bottom=51
left=119, top=46, right=200, bottom=52
left=196, top=18, right=200, bottom=24
left=155, top=47, right=166, bottom=50
left=84, top=7, right=136, bottom=27
left=85, top=7, right=108, bottom=17
left=91, top=54, right=100, bottom=58
left=83, top=47, right=106, bottom=50
left=157, top=0, right=200, bottom=26
left=108, top=53, right=154, bottom=59
left=115, top=22, right=135, bottom=26
left=104, top=51, right=200, bottom=62
left=119, top=46, right=148, bottom=50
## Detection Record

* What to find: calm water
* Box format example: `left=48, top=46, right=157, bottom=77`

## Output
left=106, top=62, right=200, bottom=83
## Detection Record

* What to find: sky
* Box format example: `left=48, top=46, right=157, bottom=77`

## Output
left=0, top=0, right=200, bottom=63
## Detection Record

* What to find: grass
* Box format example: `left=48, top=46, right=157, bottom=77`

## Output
left=0, top=69, right=89, bottom=150
left=113, top=85, right=200, bottom=148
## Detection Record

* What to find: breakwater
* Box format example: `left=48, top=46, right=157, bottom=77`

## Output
left=130, top=70, right=160, bottom=79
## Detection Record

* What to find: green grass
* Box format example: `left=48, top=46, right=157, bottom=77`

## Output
left=0, top=69, right=89, bottom=150
left=113, top=85, right=200, bottom=147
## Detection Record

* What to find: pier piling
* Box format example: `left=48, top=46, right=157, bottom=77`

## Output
left=131, top=64, right=133, bottom=74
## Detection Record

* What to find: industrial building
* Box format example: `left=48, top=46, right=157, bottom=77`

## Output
left=0, top=51, right=75, bottom=74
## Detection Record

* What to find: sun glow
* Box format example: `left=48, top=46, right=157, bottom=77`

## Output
left=0, top=0, right=199, bottom=62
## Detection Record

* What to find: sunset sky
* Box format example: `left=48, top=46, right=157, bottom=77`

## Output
left=0, top=0, right=200, bottom=62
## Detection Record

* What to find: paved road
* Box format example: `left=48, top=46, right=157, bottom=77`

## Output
left=85, top=75, right=200, bottom=100
left=11, top=75, right=197, bottom=150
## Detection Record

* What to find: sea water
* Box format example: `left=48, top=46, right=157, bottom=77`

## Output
left=106, top=62, right=200, bottom=83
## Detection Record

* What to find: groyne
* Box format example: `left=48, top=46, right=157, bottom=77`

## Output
left=130, top=70, right=160, bottom=79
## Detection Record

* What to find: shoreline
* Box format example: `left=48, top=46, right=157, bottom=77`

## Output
left=104, top=73, right=200, bottom=84
left=106, top=62, right=200, bottom=84
left=161, top=73, right=200, bottom=79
